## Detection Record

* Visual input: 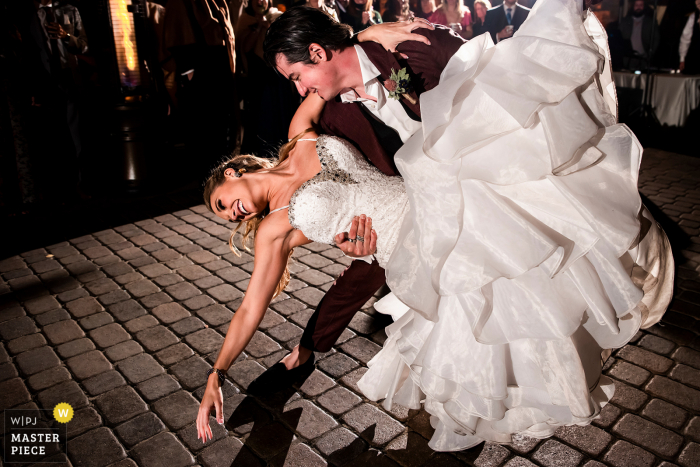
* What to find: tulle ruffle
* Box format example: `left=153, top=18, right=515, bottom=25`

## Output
left=357, top=0, right=673, bottom=451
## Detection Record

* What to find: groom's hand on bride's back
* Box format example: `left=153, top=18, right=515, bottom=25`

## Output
left=335, top=215, right=377, bottom=258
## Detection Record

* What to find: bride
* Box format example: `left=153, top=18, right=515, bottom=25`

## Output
left=196, top=0, right=674, bottom=451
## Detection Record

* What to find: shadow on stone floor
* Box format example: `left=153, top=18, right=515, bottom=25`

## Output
left=224, top=387, right=303, bottom=466
left=641, top=194, right=692, bottom=264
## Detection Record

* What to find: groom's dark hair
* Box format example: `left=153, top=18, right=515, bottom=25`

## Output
left=263, top=6, right=354, bottom=68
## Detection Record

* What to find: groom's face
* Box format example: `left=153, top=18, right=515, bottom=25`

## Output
left=275, top=44, right=343, bottom=101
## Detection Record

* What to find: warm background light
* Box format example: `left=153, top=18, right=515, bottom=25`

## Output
left=109, top=0, right=141, bottom=87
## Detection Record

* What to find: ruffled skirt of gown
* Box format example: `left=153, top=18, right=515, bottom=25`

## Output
left=357, top=0, right=675, bottom=451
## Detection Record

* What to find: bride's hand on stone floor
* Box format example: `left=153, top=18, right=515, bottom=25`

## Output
left=197, top=376, right=224, bottom=443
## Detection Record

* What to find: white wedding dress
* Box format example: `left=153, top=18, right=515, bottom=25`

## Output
left=289, top=0, right=674, bottom=451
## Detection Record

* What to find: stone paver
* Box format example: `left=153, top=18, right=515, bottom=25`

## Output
left=68, top=427, right=127, bottom=467
left=184, top=327, right=224, bottom=354
left=283, top=399, right=339, bottom=440
left=83, top=369, right=127, bottom=395
left=2, top=149, right=698, bottom=466
left=66, top=350, right=113, bottom=380
left=94, top=385, right=148, bottom=424
left=152, top=390, right=199, bottom=430
left=115, top=412, right=166, bottom=447
left=343, top=404, right=404, bottom=446
left=90, top=322, right=130, bottom=348
left=15, top=345, right=60, bottom=376
left=135, top=325, right=179, bottom=352
left=117, top=352, right=165, bottom=384
left=613, top=414, right=684, bottom=457
left=137, top=373, right=181, bottom=401
left=130, top=432, right=195, bottom=467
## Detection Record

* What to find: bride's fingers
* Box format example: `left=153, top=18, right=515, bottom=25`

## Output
left=334, top=232, right=347, bottom=246
left=369, top=229, right=377, bottom=255
left=196, top=412, right=203, bottom=442
left=364, top=217, right=373, bottom=255
left=348, top=216, right=359, bottom=242
left=206, top=420, right=213, bottom=441
left=356, top=215, right=366, bottom=255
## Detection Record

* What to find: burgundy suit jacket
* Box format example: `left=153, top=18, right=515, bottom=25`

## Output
left=319, top=26, right=466, bottom=176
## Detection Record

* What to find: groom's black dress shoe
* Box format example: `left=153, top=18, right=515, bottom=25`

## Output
left=247, top=354, right=315, bottom=396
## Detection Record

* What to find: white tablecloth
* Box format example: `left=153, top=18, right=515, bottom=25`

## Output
left=614, top=72, right=700, bottom=127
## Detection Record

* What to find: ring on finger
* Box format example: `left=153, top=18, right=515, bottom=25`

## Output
left=348, top=238, right=356, bottom=243
left=356, top=235, right=365, bottom=242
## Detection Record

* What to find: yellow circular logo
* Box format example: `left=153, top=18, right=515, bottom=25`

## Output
left=53, top=403, right=73, bottom=423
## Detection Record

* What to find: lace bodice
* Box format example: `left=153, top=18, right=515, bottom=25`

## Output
left=289, top=135, right=409, bottom=268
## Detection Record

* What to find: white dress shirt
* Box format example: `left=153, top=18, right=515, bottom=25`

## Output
left=504, top=2, right=514, bottom=23
left=339, top=45, right=422, bottom=143
left=679, top=12, right=696, bottom=63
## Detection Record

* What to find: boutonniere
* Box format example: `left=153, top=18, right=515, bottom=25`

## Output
left=383, top=67, right=417, bottom=105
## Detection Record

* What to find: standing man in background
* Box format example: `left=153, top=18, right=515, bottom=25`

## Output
left=679, top=0, right=700, bottom=74
left=619, top=0, right=659, bottom=70
left=25, top=0, right=89, bottom=202
left=483, top=0, right=529, bottom=43
left=164, top=0, right=239, bottom=167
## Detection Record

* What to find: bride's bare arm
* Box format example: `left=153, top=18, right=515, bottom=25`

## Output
left=196, top=218, right=308, bottom=442
left=288, top=93, right=325, bottom=139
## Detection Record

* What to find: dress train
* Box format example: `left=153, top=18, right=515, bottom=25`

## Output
left=357, top=0, right=674, bottom=451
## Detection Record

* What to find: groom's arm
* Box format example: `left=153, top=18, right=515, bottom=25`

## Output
left=396, top=26, right=466, bottom=92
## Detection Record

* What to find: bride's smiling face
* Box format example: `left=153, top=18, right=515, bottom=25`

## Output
left=209, top=169, right=267, bottom=223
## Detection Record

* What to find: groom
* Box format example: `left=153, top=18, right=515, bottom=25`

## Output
left=254, top=6, right=466, bottom=379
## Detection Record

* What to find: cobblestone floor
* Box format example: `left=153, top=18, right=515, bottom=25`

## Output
left=1, top=148, right=699, bottom=467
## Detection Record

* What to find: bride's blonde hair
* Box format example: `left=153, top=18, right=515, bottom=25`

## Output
left=203, top=128, right=315, bottom=298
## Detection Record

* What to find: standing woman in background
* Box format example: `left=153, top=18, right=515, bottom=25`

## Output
left=411, top=0, right=437, bottom=19
left=382, top=0, right=413, bottom=22
left=297, top=0, right=341, bottom=21
left=471, top=0, right=491, bottom=37
left=429, top=0, right=472, bottom=38
left=347, top=0, right=383, bottom=32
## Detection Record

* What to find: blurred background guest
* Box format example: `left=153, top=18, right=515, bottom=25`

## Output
left=346, top=0, right=383, bottom=31
left=484, top=0, right=529, bottom=43
left=164, top=0, right=238, bottom=169
left=229, top=0, right=248, bottom=30
left=517, top=0, right=536, bottom=8
left=411, top=0, right=436, bottom=20
left=23, top=0, right=89, bottom=203
left=618, top=0, right=659, bottom=70
left=429, top=0, right=472, bottom=38
left=144, top=2, right=177, bottom=112
left=295, top=0, right=340, bottom=21
left=334, top=0, right=353, bottom=24
left=472, top=0, right=491, bottom=37
left=237, top=0, right=300, bottom=156
left=679, top=0, right=700, bottom=74
left=382, top=0, right=413, bottom=22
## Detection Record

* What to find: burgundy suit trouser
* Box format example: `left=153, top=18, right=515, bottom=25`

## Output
left=300, top=259, right=386, bottom=353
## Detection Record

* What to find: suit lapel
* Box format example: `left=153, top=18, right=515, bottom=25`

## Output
left=496, top=7, right=507, bottom=30
left=514, top=5, right=528, bottom=28
left=357, top=42, right=421, bottom=118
